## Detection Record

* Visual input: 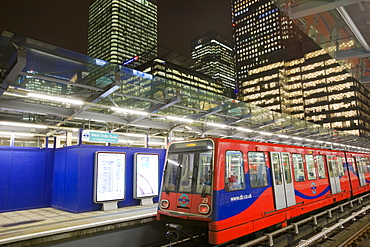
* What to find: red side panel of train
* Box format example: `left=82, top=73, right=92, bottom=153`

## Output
left=157, top=138, right=370, bottom=245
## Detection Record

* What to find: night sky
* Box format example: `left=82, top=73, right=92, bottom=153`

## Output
left=0, top=0, right=232, bottom=57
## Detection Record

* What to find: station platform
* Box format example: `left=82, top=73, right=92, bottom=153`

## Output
left=0, top=204, right=158, bottom=247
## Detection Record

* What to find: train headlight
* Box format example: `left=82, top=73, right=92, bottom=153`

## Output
left=198, top=204, right=210, bottom=214
left=161, top=199, right=169, bottom=209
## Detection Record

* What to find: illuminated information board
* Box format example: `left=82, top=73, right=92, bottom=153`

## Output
left=134, top=153, right=159, bottom=199
left=94, top=152, right=126, bottom=203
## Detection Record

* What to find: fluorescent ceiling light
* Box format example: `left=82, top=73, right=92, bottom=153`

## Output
left=0, top=132, right=35, bottom=137
left=292, top=137, right=303, bottom=140
left=305, top=139, right=314, bottom=142
left=278, top=134, right=289, bottom=138
left=111, top=107, right=148, bottom=116
left=3, top=92, right=28, bottom=98
left=259, top=131, right=273, bottom=136
left=28, top=93, right=84, bottom=105
left=236, top=127, right=253, bottom=132
left=0, top=121, right=47, bottom=129
left=166, top=116, right=194, bottom=123
left=207, top=122, right=228, bottom=128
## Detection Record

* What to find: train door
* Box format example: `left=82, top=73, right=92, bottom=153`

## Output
left=327, top=155, right=342, bottom=194
left=270, top=152, right=296, bottom=210
left=355, top=157, right=366, bottom=187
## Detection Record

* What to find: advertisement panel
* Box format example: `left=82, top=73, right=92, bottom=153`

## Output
left=134, top=153, right=159, bottom=199
left=94, top=151, right=126, bottom=203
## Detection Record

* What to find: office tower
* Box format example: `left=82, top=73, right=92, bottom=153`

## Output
left=190, top=31, right=236, bottom=98
left=139, top=58, right=224, bottom=96
left=232, top=0, right=370, bottom=137
left=88, top=0, right=157, bottom=66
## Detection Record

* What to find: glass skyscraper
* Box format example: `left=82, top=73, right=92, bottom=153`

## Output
left=232, top=0, right=370, bottom=137
left=88, top=0, right=157, bottom=66
left=190, top=31, right=236, bottom=98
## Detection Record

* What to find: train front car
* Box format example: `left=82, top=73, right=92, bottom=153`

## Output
left=157, top=139, right=214, bottom=242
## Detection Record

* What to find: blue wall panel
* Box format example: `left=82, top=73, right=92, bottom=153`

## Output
left=52, top=149, right=67, bottom=209
left=0, top=148, right=12, bottom=211
left=0, top=147, right=54, bottom=213
left=0, top=145, right=165, bottom=214
left=52, top=145, right=166, bottom=213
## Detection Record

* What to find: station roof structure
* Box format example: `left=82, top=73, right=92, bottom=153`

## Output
left=274, top=0, right=370, bottom=85
left=0, top=31, right=370, bottom=151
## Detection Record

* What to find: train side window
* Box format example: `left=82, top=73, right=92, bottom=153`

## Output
left=305, top=154, right=317, bottom=180
left=355, top=157, right=364, bottom=174
left=225, top=151, right=245, bottom=191
left=282, top=153, right=292, bottom=183
left=292, top=154, right=305, bottom=182
left=248, top=152, right=268, bottom=188
left=365, top=158, right=370, bottom=173
left=316, top=155, right=326, bottom=179
left=337, top=156, right=344, bottom=177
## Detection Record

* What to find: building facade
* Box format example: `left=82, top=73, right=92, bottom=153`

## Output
left=232, top=0, right=370, bottom=137
left=190, top=31, right=236, bottom=98
left=139, top=58, right=224, bottom=96
left=88, top=0, right=157, bottom=66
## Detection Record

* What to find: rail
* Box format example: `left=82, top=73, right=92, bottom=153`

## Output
left=238, top=193, right=370, bottom=247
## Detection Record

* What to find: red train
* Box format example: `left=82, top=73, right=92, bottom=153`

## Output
left=157, top=138, right=370, bottom=245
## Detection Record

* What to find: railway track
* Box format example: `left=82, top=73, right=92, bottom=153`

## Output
left=147, top=194, right=370, bottom=247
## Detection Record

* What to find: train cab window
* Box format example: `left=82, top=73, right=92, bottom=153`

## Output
left=305, top=154, right=317, bottom=180
left=248, top=152, right=268, bottom=188
left=316, top=155, right=326, bottom=179
left=164, top=153, right=180, bottom=192
left=178, top=153, right=195, bottom=193
left=292, top=154, right=305, bottom=182
left=225, top=151, right=246, bottom=191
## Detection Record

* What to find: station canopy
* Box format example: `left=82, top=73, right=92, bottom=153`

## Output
left=0, top=31, right=369, bottom=151
left=274, top=0, right=370, bottom=86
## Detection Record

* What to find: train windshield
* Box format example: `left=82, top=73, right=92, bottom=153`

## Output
left=163, top=140, right=213, bottom=195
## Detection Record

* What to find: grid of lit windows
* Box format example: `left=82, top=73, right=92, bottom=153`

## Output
left=190, top=32, right=235, bottom=98
left=88, top=0, right=157, bottom=66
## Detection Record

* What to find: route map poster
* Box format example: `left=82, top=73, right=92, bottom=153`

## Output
left=94, top=152, right=126, bottom=203
left=134, top=153, right=159, bottom=199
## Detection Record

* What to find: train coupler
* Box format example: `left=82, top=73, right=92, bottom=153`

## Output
left=165, top=223, right=185, bottom=241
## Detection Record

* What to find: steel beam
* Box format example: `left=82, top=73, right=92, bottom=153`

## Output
left=0, top=48, right=26, bottom=96
left=288, top=0, right=363, bottom=19
left=335, top=47, right=370, bottom=60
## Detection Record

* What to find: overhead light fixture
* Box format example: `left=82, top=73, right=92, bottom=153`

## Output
left=207, top=122, right=228, bottom=128
left=3, top=92, right=28, bottom=98
left=166, top=116, right=194, bottom=123
left=236, top=127, right=253, bottom=132
left=28, top=93, right=84, bottom=105
left=305, top=139, right=314, bottom=142
left=0, top=121, right=48, bottom=129
left=0, top=131, right=35, bottom=137
left=111, top=107, right=148, bottom=116
left=292, top=137, right=303, bottom=140
left=259, top=131, right=273, bottom=136
left=277, top=134, right=289, bottom=138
